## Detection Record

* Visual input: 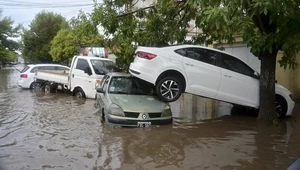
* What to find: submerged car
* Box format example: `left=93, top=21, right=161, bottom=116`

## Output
left=96, top=73, right=172, bottom=127
left=129, top=44, right=295, bottom=117
left=18, top=64, right=70, bottom=89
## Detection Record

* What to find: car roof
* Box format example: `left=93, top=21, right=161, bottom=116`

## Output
left=139, top=44, right=250, bottom=64
left=161, top=44, right=236, bottom=56
left=106, top=72, right=132, bottom=77
left=26, top=64, right=68, bottom=67
left=76, top=56, right=112, bottom=61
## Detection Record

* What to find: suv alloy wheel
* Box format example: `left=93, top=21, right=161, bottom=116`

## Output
left=156, top=76, right=183, bottom=102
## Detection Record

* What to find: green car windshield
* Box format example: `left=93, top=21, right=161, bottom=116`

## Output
left=108, top=77, right=154, bottom=95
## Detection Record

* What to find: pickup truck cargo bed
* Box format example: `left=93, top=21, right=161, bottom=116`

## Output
left=35, top=70, right=69, bottom=84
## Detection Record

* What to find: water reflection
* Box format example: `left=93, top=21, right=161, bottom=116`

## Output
left=0, top=65, right=299, bottom=170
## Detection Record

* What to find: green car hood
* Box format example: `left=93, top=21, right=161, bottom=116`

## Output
left=109, top=94, right=167, bottom=113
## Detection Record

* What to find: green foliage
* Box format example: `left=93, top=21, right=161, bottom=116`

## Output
left=49, top=10, right=106, bottom=63
left=0, top=9, right=20, bottom=63
left=92, top=0, right=194, bottom=70
left=22, top=10, right=68, bottom=63
left=92, top=0, right=300, bottom=70
left=50, top=29, right=78, bottom=63
left=69, top=10, right=106, bottom=47
left=0, top=46, right=17, bottom=63
left=6, top=50, right=17, bottom=62
left=69, top=10, right=100, bottom=43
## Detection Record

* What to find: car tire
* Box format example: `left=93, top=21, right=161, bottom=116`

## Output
left=276, top=96, right=287, bottom=118
left=156, top=76, right=183, bottom=102
left=44, top=82, right=56, bottom=93
left=74, top=88, right=86, bottom=98
left=30, top=82, right=38, bottom=90
left=101, top=109, right=105, bottom=122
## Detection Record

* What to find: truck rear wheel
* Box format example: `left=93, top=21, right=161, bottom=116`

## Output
left=44, top=82, right=56, bottom=93
left=74, top=88, right=86, bottom=98
left=30, top=82, right=38, bottom=90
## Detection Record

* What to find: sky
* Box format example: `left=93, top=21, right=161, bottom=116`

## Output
left=1, top=0, right=97, bottom=28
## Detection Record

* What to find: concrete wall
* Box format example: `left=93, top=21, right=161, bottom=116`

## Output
left=170, top=93, right=233, bottom=122
left=276, top=53, right=300, bottom=100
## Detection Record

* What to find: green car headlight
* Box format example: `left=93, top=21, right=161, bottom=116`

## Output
left=162, top=105, right=172, bottom=117
left=109, top=103, right=124, bottom=116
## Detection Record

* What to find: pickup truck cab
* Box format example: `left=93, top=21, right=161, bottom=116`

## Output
left=35, top=55, right=120, bottom=99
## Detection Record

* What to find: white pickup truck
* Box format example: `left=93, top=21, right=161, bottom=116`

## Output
left=35, top=55, right=120, bottom=99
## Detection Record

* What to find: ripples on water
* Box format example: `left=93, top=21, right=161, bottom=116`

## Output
left=0, top=65, right=299, bottom=170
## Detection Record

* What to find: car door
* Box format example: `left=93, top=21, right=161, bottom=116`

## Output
left=70, top=58, right=94, bottom=94
left=178, top=47, right=222, bottom=98
left=98, top=75, right=110, bottom=112
left=30, top=66, right=46, bottom=85
left=216, top=53, right=259, bottom=107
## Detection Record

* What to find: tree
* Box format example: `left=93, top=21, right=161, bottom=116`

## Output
left=22, top=10, right=68, bottom=63
left=50, top=11, right=105, bottom=63
left=0, top=9, right=20, bottom=63
left=49, top=29, right=78, bottom=63
left=70, top=10, right=106, bottom=46
left=92, top=0, right=300, bottom=123
left=92, top=1, right=191, bottom=71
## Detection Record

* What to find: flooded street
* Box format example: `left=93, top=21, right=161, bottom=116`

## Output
left=0, top=65, right=300, bottom=170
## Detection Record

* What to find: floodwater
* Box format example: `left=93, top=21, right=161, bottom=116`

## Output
left=0, top=64, right=300, bottom=170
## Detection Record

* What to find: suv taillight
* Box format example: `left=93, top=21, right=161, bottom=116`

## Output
left=136, top=51, right=156, bottom=60
left=20, top=74, right=28, bottom=78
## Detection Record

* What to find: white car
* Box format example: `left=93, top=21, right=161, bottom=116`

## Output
left=18, top=64, right=70, bottom=89
left=129, top=45, right=295, bottom=117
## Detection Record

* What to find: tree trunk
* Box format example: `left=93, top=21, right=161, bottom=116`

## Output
left=257, top=52, right=277, bottom=123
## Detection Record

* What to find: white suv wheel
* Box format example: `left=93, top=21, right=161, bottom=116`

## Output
left=156, top=77, right=183, bottom=102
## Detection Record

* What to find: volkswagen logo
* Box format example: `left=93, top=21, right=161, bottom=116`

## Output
left=142, top=114, right=147, bottom=120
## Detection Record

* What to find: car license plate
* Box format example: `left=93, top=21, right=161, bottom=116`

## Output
left=137, top=122, right=151, bottom=127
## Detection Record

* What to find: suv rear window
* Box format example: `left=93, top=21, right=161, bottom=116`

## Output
left=21, top=66, right=30, bottom=73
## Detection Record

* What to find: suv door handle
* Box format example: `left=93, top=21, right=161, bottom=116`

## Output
left=224, top=74, right=232, bottom=78
left=185, top=63, right=194, bottom=66
left=72, top=74, right=74, bottom=78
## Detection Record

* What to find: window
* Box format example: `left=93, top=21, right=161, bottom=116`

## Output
left=102, top=76, right=110, bottom=91
left=21, top=66, right=30, bottom=73
left=90, top=60, right=120, bottom=75
left=100, top=75, right=109, bottom=88
left=108, top=77, right=154, bottom=95
left=76, top=59, right=90, bottom=71
left=220, top=53, right=254, bottom=77
left=56, top=66, right=69, bottom=71
left=43, top=66, right=56, bottom=70
left=194, top=48, right=217, bottom=65
left=175, top=47, right=217, bottom=65
left=174, top=49, right=187, bottom=56
left=30, top=66, right=43, bottom=73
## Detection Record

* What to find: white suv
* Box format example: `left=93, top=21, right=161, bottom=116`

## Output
left=129, top=45, right=295, bottom=117
left=18, top=64, right=70, bottom=89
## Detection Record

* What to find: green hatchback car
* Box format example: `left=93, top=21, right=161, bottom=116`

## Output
left=96, top=73, right=172, bottom=127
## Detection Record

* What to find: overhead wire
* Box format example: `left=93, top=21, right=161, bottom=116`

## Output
left=1, top=0, right=104, bottom=27
left=0, top=0, right=95, bottom=9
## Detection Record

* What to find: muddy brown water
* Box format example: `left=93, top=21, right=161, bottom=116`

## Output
left=0, top=65, right=300, bottom=170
